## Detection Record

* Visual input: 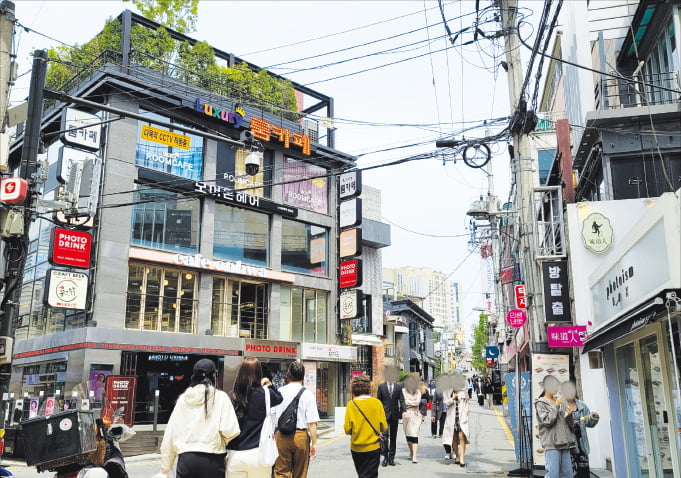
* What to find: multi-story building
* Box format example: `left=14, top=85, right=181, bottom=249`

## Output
left=529, top=1, right=681, bottom=476
left=7, top=10, right=358, bottom=421
left=384, top=298, right=435, bottom=381
left=383, top=266, right=460, bottom=328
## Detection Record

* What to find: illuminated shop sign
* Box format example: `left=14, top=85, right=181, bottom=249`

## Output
left=128, top=247, right=296, bottom=283
left=140, top=124, right=190, bottom=150
left=251, top=117, right=311, bottom=155
left=148, top=354, right=189, bottom=362
left=195, top=98, right=245, bottom=128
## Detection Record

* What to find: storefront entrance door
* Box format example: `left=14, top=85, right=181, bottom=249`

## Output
left=616, top=329, right=680, bottom=477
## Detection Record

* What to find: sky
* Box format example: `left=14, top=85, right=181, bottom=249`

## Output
left=10, top=1, right=539, bottom=340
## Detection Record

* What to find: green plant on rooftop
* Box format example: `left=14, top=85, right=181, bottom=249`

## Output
left=45, top=0, right=300, bottom=121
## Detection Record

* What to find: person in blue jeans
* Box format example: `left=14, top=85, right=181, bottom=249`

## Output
left=534, top=375, right=575, bottom=478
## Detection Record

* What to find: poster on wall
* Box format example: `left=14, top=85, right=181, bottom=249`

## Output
left=44, top=397, right=56, bottom=416
left=136, top=117, right=203, bottom=181
left=88, top=364, right=114, bottom=402
left=530, top=353, right=570, bottom=465
left=29, top=397, right=39, bottom=418
left=303, top=362, right=317, bottom=401
left=282, top=157, right=327, bottom=213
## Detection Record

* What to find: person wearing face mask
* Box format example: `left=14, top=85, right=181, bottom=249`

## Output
left=560, top=380, right=600, bottom=478
left=534, top=375, right=575, bottom=478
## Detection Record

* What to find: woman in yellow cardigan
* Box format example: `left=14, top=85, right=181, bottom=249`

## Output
left=344, top=375, right=388, bottom=478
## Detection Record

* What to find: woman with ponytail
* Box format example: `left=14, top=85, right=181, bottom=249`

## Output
left=160, top=358, right=240, bottom=477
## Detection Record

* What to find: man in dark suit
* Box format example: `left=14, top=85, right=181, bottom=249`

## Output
left=376, top=366, right=405, bottom=466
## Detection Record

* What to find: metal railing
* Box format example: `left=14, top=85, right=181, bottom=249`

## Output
left=595, top=71, right=681, bottom=110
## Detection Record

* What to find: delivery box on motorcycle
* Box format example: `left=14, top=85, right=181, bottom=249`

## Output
left=21, top=410, right=98, bottom=467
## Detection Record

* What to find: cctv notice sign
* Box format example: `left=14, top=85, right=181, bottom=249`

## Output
left=46, top=269, right=89, bottom=310
left=50, top=228, right=92, bottom=268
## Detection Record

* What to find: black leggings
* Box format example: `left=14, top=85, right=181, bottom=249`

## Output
left=406, top=436, right=419, bottom=444
left=177, top=452, right=226, bottom=478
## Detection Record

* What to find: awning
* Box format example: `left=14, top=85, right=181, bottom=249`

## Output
left=351, top=334, right=383, bottom=346
left=582, top=295, right=667, bottom=353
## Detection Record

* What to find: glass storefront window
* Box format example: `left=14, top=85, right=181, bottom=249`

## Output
left=281, top=220, right=328, bottom=277
left=131, top=187, right=200, bottom=253
left=214, top=204, right=269, bottom=266
left=215, top=144, right=273, bottom=198
left=211, top=278, right=268, bottom=339
left=281, top=286, right=328, bottom=343
left=125, top=264, right=197, bottom=333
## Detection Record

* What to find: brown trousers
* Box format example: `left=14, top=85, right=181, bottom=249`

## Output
left=274, top=430, right=310, bottom=478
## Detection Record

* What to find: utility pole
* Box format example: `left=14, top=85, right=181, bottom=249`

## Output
left=500, top=0, right=542, bottom=476
left=0, top=0, right=14, bottom=131
left=0, top=50, right=47, bottom=353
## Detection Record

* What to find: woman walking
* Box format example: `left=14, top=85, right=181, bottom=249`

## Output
left=535, top=375, right=576, bottom=478
left=227, top=357, right=284, bottom=478
left=344, top=374, right=387, bottom=478
left=159, top=358, right=240, bottom=478
left=441, top=374, right=470, bottom=468
left=418, top=380, right=431, bottom=419
left=401, top=375, right=423, bottom=463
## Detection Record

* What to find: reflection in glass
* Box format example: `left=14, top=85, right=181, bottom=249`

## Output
left=214, top=204, right=268, bottom=266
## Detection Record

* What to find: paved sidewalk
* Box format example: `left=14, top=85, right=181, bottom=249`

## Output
left=5, top=403, right=517, bottom=477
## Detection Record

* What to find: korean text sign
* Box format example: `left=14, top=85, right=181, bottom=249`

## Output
left=541, top=260, right=571, bottom=322
left=547, top=325, right=587, bottom=347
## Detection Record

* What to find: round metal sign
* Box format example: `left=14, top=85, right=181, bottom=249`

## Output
left=506, top=309, right=527, bottom=328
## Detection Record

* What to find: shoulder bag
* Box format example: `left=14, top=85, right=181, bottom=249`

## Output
left=277, top=388, right=305, bottom=435
left=258, top=387, right=279, bottom=466
left=352, top=399, right=388, bottom=455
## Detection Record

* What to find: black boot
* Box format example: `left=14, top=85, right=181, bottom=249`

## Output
left=382, top=457, right=388, bottom=467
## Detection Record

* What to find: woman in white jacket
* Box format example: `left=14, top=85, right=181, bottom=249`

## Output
left=441, top=374, right=470, bottom=468
left=160, top=359, right=240, bottom=478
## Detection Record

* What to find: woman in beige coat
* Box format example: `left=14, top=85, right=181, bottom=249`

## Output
left=401, top=376, right=423, bottom=463
left=441, top=374, right=470, bottom=468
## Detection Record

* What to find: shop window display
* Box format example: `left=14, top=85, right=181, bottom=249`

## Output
left=281, top=220, right=328, bottom=277
left=211, top=278, right=268, bottom=339
left=280, top=286, right=328, bottom=343
left=125, top=264, right=197, bottom=333
left=131, top=187, right=200, bottom=253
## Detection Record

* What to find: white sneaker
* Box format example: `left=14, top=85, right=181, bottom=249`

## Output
left=412, top=457, right=418, bottom=463
left=444, top=453, right=451, bottom=460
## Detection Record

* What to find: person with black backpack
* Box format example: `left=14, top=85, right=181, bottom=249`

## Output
left=272, top=361, right=319, bottom=478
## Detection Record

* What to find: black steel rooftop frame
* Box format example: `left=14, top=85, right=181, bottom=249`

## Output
left=117, top=10, right=336, bottom=148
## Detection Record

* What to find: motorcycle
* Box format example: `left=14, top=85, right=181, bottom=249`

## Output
left=26, top=406, right=134, bottom=478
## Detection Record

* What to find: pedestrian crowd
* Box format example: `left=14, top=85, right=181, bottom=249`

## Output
left=157, top=358, right=598, bottom=478
left=159, top=358, right=318, bottom=478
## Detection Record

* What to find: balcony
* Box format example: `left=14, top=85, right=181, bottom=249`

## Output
left=595, top=71, right=681, bottom=110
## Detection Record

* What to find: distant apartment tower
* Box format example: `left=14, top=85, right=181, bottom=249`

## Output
left=382, top=267, right=460, bottom=328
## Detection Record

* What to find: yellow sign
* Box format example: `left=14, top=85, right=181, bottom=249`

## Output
left=140, top=124, right=191, bottom=150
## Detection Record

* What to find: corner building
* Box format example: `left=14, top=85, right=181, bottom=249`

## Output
left=9, top=11, right=356, bottom=422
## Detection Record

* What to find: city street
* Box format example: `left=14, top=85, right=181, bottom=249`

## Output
left=5, top=404, right=516, bottom=477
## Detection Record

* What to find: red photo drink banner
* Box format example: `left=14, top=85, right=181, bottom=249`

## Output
left=103, top=375, right=137, bottom=426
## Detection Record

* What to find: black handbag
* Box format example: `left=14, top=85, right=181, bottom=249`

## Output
left=352, top=399, right=388, bottom=455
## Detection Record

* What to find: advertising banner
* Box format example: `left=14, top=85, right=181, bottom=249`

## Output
left=504, top=371, right=531, bottom=462
left=531, top=353, right=570, bottom=465
left=136, top=118, right=203, bottom=181
left=282, top=157, right=327, bottom=213
left=103, top=376, right=137, bottom=427
left=303, top=362, right=317, bottom=395
left=547, top=325, right=587, bottom=347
